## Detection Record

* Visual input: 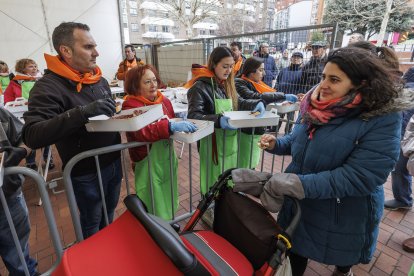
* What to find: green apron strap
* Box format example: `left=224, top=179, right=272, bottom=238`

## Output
left=21, top=81, right=35, bottom=99
left=0, top=76, right=10, bottom=91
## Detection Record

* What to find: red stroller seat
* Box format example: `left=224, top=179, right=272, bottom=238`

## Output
left=53, top=195, right=253, bottom=276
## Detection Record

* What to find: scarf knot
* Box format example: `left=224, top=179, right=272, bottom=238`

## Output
left=44, top=53, right=102, bottom=92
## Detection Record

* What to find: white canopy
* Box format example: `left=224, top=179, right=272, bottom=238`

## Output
left=0, top=0, right=122, bottom=80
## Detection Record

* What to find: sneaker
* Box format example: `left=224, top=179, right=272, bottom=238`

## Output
left=332, top=269, right=353, bottom=276
left=384, top=199, right=412, bottom=211
left=26, top=163, right=38, bottom=171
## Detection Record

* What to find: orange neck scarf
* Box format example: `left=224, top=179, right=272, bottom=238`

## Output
left=44, top=53, right=102, bottom=92
left=233, top=57, right=243, bottom=74
left=183, top=64, right=215, bottom=88
left=241, top=75, right=275, bottom=93
left=125, top=90, right=164, bottom=105
left=13, top=74, right=36, bottom=82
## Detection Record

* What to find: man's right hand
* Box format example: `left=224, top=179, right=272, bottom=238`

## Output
left=80, top=98, right=116, bottom=119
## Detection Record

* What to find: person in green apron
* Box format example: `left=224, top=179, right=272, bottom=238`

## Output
left=235, top=57, right=298, bottom=169
left=0, top=61, right=11, bottom=95
left=122, top=65, right=197, bottom=220
left=3, top=58, right=55, bottom=170
left=185, top=46, right=265, bottom=194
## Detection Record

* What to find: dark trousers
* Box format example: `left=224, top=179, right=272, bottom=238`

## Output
left=290, top=252, right=352, bottom=276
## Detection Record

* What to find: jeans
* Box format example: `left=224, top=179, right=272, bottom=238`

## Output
left=26, top=146, right=52, bottom=165
left=72, top=158, right=122, bottom=239
left=391, top=149, right=413, bottom=206
left=0, top=193, right=38, bottom=276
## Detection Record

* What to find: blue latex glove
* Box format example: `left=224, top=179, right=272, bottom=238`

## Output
left=284, top=94, right=298, bottom=103
left=170, top=121, right=198, bottom=133
left=252, top=102, right=265, bottom=118
left=220, top=116, right=237, bottom=130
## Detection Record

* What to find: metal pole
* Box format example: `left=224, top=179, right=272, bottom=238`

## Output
left=146, top=144, right=155, bottom=213
left=168, top=139, right=175, bottom=219
left=189, top=143, right=193, bottom=212
left=94, top=156, right=109, bottom=226
left=121, top=149, right=131, bottom=195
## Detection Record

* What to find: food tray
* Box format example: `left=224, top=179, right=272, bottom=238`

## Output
left=170, top=118, right=214, bottom=143
left=224, top=109, right=279, bottom=128
left=86, top=104, right=163, bottom=132
left=4, top=98, right=28, bottom=119
left=266, top=102, right=299, bottom=113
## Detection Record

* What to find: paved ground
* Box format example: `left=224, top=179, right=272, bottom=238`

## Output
left=1, top=138, right=414, bottom=275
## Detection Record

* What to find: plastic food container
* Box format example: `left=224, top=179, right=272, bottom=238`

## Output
left=170, top=118, right=214, bottom=143
left=86, top=104, right=163, bottom=132
left=267, top=102, right=299, bottom=113
left=224, top=109, right=279, bottom=128
left=4, top=98, right=28, bottom=119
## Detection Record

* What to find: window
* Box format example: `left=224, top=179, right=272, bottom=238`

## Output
left=162, top=25, right=169, bottom=32
left=122, top=8, right=127, bottom=15
left=130, top=8, right=137, bottom=16
left=149, top=25, right=157, bottom=32
left=129, top=0, right=137, bottom=9
left=200, top=30, right=206, bottom=35
left=210, top=30, right=215, bottom=35
left=173, top=26, right=180, bottom=35
left=131, top=23, right=139, bottom=32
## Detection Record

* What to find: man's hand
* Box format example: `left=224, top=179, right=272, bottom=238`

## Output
left=2, top=146, right=28, bottom=167
left=80, top=98, right=116, bottom=119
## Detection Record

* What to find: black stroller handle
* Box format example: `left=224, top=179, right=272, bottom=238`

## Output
left=284, top=196, right=301, bottom=238
left=124, top=195, right=209, bottom=276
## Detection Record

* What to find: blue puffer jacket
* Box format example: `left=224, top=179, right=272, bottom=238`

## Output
left=270, top=109, right=401, bottom=266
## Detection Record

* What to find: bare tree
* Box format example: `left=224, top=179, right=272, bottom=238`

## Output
left=158, top=0, right=224, bottom=39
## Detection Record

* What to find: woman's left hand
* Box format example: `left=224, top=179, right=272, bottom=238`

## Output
left=252, top=102, right=265, bottom=118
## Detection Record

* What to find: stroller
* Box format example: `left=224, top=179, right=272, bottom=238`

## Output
left=53, top=169, right=301, bottom=276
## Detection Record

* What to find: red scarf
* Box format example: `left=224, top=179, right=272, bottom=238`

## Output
left=241, top=75, right=276, bottom=93
left=45, top=53, right=102, bottom=92
left=300, top=86, right=362, bottom=139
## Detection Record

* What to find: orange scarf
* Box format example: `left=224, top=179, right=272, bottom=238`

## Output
left=44, top=53, right=102, bottom=92
left=183, top=64, right=215, bottom=88
left=241, top=75, right=275, bottom=93
left=125, top=90, right=164, bottom=105
left=233, top=57, right=243, bottom=74
left=13, top=75, right=36, bottom=82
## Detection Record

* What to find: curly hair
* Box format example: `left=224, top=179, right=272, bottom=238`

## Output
left=327, top=47, right=402, bottom=114
left=15, top=59, right=37, bottom=74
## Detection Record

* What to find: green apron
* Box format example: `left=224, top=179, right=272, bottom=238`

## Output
left=0, top=76, right=10, bottom=91
left=238, top=132, right=261, bottom=169
left=134, top=140, right=178, bottom=220
left=21, top=81, right=35, bottom=99
left=199, top=79, right=237, bottom=194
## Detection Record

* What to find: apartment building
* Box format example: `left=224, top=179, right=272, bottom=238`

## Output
left=122, top=0, right=276, bottom=44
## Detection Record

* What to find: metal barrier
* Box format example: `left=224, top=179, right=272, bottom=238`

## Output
left=153, top=23, right=337, bottom=91
left=0, top=166, right=63, bottom=276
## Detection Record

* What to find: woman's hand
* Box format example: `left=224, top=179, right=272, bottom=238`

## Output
left=297, top=93, right=305, bottom=102
left=258, top=134, right=276, bottom=150
left=251, top=102, right=265, bottom=118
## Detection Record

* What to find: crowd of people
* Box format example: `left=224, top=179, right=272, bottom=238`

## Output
left=1, top=21, right=414, bottom=276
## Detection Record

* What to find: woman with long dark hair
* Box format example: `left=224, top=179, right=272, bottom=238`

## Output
left=257, top=47, right=412, bottom=275
left=186, top=46, right=265, bottom=193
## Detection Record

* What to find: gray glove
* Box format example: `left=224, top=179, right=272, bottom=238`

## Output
left=232, top=169, right=272, bottom=197
left=260, top=173, right=305, bottom=213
